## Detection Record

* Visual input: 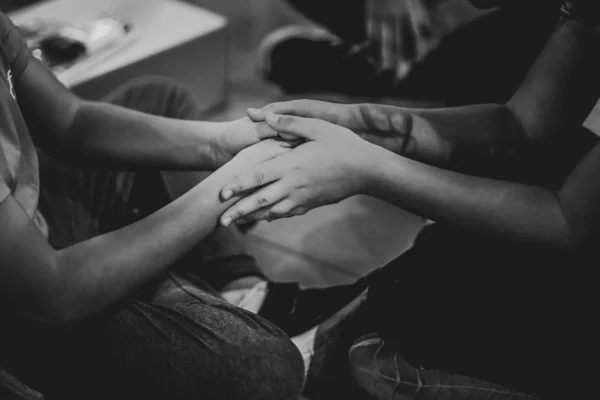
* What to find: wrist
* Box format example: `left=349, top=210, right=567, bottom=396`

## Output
left=203, top=121, right=231, bottom=169
left=188, top=174, right=236, bottom=221
left=354, top=141, right=391, bottom=196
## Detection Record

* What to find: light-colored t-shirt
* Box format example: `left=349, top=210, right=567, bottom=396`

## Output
left=0, top=11, right=48, bottom=237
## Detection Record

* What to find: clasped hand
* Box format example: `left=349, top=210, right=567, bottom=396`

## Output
left=217, top=109, right=380, bottom=227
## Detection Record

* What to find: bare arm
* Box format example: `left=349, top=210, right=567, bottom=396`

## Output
left=252, top=8, right=600, bottom=174
left=17, top=57, right=272, bottom=170
left=0, top=140, right=288, bottom=329
left=362, top=140, right=600, bottom=248
left=221, top=117, right=600, bottom=250
left=353, top=12, right=600, bottom=168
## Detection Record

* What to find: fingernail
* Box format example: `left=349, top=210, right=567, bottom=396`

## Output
left=222, top=217, right=232, bottom=227
left=222, top=190, right=232, bottom=200
left=247, top=108, right=260, bottom=114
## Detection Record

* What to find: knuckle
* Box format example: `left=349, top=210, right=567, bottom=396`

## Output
left=273, top=203, right=291, bottom=215
left=253, top=171, right=265, bottom=186
left=232, top=183, right=245, bottom=194
left=257, top=122, right=275, bottom=137
left=230, top=210, right=244, bottom=221
left=278, top=115, right=293, bottom=127
left=235, top=209, right=249, bottom=220
left=257, top=197, right=269, bottom=207
left=266, top=102, right=282, bottom=111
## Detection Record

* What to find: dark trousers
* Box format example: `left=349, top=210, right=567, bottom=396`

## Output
left=287, top=0, right=561, bottom=105
left=305, top=223, right=595, bottom=400
left=0, top=78, right=304, bottom=400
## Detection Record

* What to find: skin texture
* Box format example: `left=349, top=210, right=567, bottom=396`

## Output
left=18, top=58, right=279, bottom=171
left=0, top=54, right=286, bottom=328
left=248, top=6, right=600, bottom=170
left=220, top=11, right=600, bottom=250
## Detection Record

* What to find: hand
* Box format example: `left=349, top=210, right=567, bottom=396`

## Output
left=205, top=138, right=292, bottom=195
left=248, top=100, right=412, bottom=155
left=248, top=100, right=365, bottom=134
left=209, top=117, right=279, bottom=167
left=218, top=114, right=379, bottom=226
left=365, top=0, right=439, bottom=80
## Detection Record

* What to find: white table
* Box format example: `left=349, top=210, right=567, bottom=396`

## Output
left=10, top=0, right=229, bottom=111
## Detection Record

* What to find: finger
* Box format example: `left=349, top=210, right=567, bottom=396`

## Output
left=237, top=207, right=273, bottom=224
left=221, top=139, right=290, bottom=178
left=254, top=121, right=279, bottom=140
left=269, top=201, right=310, bottom=220
left=221, top=159, right=284, bottom=200
left=268, top=199, right=296, bottom=218
left=247, top=100, right=321, bottom=122
left=247, top=107, right=267, bottom=121
left=247, top=199, right=297, bottom=223
left=233, top=138, right=290, bottom=161
left=283, top=138, right=305, bottom=148
left=238, top=198, right=301, bottom=224
left=265, top=114, right=331, bottom=141
left=221, top=182, right=288, bottom=226
left=262, top=115, right=304, bottom=142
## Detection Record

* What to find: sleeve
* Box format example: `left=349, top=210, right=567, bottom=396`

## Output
left=0, top=12, right=30, bottom=80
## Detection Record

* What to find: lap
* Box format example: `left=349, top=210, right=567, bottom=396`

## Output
left=3, top=277, right=303, bottom=400
left=54, top=296, right=303, bottom=400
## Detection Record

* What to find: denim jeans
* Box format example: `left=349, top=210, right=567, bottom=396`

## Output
left=0, top=77, right=304, bottom=400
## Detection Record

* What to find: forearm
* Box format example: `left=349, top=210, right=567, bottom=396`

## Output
left=354, top=102, right=524, bottom=169
left=62, top=101, right=221, bottom=170
left=355, top=12, right=600, bottom=170
left=362, top=145, right=574, bottom=247
left=53, top=173, right=233, bottom=322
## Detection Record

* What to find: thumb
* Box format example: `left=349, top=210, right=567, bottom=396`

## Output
left=266, top=113, right=330, bottom=141
left=247, top=108, right=266, bottom=122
